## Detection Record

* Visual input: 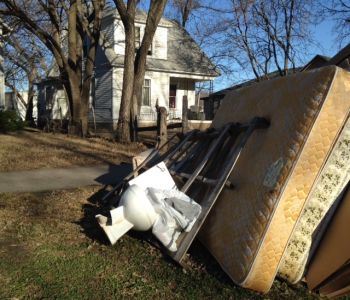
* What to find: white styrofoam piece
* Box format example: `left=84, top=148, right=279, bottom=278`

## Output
left=128, top=162, right=177, bottom=191
left=96, top=208, right=133, bottom=245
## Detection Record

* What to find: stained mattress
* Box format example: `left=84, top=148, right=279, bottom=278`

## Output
left=198, top=66, right=350, bottom=293
left=278, top=117, right=350, bottom=283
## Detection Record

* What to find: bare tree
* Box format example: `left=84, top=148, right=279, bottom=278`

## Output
left=112, top=0, right=167, bottom=142
left=0, top=0, right=106, bottom=135
left=216, top=0, right=316, bottom=81
left=1, top=25, right=51, bottom=124
left=169, top=0, right=201, bottom=28
left=320, top=0, right=350, bottom=47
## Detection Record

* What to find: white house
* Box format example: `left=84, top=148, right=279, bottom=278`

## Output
left=37, top=9, right=219, bottom=130
left=92, top=9, right=219, bottom=128
left=5, top=91, right=39, bottom=121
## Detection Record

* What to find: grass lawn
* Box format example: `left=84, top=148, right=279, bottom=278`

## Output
left=0, top=130, right=146, bottom=172
left=0, top=187, right=320, bottom=299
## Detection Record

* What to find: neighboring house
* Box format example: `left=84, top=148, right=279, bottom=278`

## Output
left=36, top=76, right=69, bottom=126
left=5, top=91, right=38, bottom=121
left=203, top=43, right=350, bottom=120
left=301, top=55, right=331, bottom=72
left=202, top=69, right=300, bottom=120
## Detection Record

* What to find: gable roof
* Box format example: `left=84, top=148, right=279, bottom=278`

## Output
left=301, top=55, right=331, bottom=71
left=99, top=9, right=220, bottom=78
left=202, top=68, right=300, bottom=101
left=325, top=43, right=350, bottom=67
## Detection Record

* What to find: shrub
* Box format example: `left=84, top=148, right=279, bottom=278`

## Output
left=0, top=110, right=27, bottom=133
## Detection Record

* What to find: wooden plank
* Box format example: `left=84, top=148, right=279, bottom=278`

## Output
left=157, top=107, right=168, bottom=151
left=137, top=122, right=182, bottom=132
left=172, top=117, right=269, bottom=263
left=182, top=95, right=189, bottom=134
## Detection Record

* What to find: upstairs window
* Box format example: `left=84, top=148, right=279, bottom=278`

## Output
left=148, top=42, right=152, bottom=56
left=135, top=26, right=152, bottom=56
left=135, top=27, right=140, bottom=51
left=142, top=79, right=151, bottom=106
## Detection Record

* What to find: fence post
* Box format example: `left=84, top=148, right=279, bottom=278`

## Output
left=182, top=95, right=189, bottom=134
left=157, top=106, right=168, bottom=151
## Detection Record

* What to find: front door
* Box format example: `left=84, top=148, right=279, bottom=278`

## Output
left=169, top=84, right=177, bottom=109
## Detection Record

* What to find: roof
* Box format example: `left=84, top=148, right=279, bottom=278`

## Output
left=100, top=10, right=220, bottom=78
left=301, top=55, right=331, bottom=71
left=202, top=68, right=300, bottom=101
left=325, top=43, right=350, bottom=66
left=103, top=8, right=173, bottom=27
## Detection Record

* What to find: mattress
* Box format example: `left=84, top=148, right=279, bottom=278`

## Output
left=306, top=180, right=350, bottom=290
left=198, top=66, right=350, bottom=293
left=278, top=117, right=350, bottom=283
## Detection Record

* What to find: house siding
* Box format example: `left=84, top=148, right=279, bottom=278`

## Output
left=110, top=68, right=197, bottom=124
left=113, top=19, right=167, bottom=60
left=112, top=67, right=123, bottom=124
left=92, top=67, right=113, bottom=122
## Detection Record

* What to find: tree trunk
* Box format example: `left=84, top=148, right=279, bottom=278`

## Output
left=116, top=24, right=135, bottom=143
left=65, top=72, right=89, bottom=136
left=131, top=62, right=145, bottom=142
left=25, top=67, right=37, bottom=126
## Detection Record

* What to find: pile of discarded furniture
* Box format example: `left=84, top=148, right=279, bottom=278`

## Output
left=97, top=66, right=350, bottom=297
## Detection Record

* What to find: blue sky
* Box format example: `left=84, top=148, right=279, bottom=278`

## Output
left=211, top=17, right=344, bottom=91
left=313, top=19, right=339, bottom=56
left=138, top=1, right=347, bottom=91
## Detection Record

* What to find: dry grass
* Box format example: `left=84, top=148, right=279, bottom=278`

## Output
left=0, top=187, right=320, bottom=299
left=0, top=130, right=147, bottom=172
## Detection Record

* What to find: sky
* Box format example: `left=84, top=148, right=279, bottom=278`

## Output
left=161, top=1, right=348, bottom=92
left=313, top=19, right=339, bottom=57
left=211, top=17, right=344, bottom=91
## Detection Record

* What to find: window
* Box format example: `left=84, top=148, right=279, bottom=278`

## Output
left=169, top=84, right=176, bottom=108
left=135, top=26, right=152, bottom=56
left=45, top=86, right=54, bottom=110
left=142, top=79, right=151, bottom=106
left=148, top=42, right=152, bottom=56
left=135, top=27, right=140, bottom=51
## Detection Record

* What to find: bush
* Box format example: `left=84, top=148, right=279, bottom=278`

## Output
left=0, top=110, right=27, bottom=133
